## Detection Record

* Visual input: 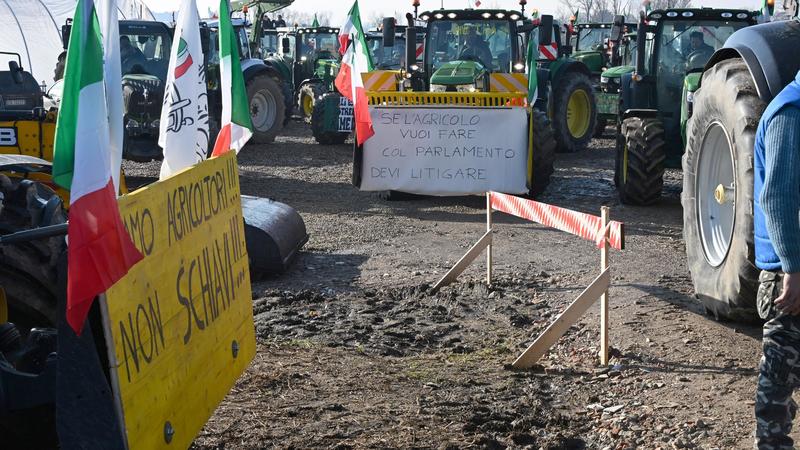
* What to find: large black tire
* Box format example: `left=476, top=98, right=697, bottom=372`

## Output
left=0, top=177, right=66, bottom=328
left=594, top=118, right=608, bottom=137
left=529, top=110, right=556, bottom=197
left=311, top=93, right=349, bottom=145
left=298, top=82, right=327, bottom=123
left=550, top=71, right=598, bottom=153
left=246, top=75, right=286, bottom=144
left=280, top=80, right=294, bottom=125
left=615, top=117, right=665, bottom=205
left=682, top=58, right=763, bottom=321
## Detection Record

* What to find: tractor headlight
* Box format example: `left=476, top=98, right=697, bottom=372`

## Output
left=686, top=91, right=694, bottom=104
left=455, top=84, right=477, bottom=93
left=150, top=119, right=160, bottom=130
left=600, top=76, right=609, bottom=84
left=430, top=84, right=447, bottom=92
left=126, top=119, right=141, bottom=135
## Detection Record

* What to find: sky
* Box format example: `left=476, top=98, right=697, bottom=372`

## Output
left=144, top=0, right=762, bottom=24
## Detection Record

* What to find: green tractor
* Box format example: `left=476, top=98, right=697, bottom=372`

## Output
left=265, top=26, right=341, bottom=122
left=570, top=19, right=638, bottom=135
left=571, top=21, right=638, bottom=76
left=682, top=2, right=800, bottom=320
left=614, top=8, right=758, bottom=205
left=597, top=30, right=637, bottom=133
left=532, top=16, right=599, bottom=153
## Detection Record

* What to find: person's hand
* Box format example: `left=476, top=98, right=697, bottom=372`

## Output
left=775, top=272, right=800, bottom=315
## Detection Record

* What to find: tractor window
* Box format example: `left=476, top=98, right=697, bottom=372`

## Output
left=368, top=37, right=406, bottom=70
left=237, top=27, right=251, bottom=59
left=260, top=33, right=279, bottom=56
left=426, top=20, right=513, bottom=72
left=299, top=32, right=339, bottom=61
left=119, top=30, right=172, bottom=80
left=576, top=27, right=609, bottom=52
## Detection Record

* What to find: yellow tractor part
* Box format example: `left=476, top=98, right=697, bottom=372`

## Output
left=567, top=89, right=592, bottom=138
left=362, top=70, right=401, bottom=92
left=302, top=92, right=314, bottom=117
left=0, top=287, right=7, bottom=324
left=0, top=118, right=129, bottom=204
left=367, top=91, right=526, bottom=107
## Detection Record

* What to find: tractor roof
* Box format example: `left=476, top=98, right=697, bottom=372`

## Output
left=418, top=9, right=524, bottom=23
left=646, top=8, right=757, bottom=22
left=201, top=18, right=248, bottom=28
left=576, top=22, right=637, bottom=29
left=285, top=26, right=339, bottom=34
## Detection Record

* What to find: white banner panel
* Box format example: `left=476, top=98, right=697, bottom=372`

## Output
left=360, top=107, right=528, bottom=196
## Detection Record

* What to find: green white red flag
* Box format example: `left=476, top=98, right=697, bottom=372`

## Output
left=159, top=0, right=209, bottom=178
left=211, top=0, right=253, bottom=156
left=335, top=0, right=374, bottom=146
left=52, top=0, right=143, bottom=334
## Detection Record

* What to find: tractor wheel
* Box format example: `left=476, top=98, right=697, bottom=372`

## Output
left=529, top=110, right=556, bottom=197
left=550, top=71, right=597, bottom=153
left=311, top=93, right=349, bottom=145
left=299, top=83, right=327, bottom=123
left=682, top=58, right=763, bottom=321
left=615, top=117, right=665, bottom=205
left=0, top=177, right=66, bottom=329
left=594, top=118, right=608, bottom=137
left=247, top=75, right=286, bottom=144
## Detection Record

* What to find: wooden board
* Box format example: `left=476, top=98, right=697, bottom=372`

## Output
left=432, top=229, right=493, bottom=292
left=102, top=152, right=256, bottom=449
left=513, top=268, right=611, bottom=369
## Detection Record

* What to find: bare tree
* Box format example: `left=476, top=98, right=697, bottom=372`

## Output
left=645, top=0, right=693, bottom=10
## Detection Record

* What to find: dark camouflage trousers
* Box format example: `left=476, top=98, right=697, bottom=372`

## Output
left=755, top=270, right=800, bottom=450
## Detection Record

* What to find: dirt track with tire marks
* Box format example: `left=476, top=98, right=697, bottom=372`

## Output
left=121, top=122, right=790, bottom=449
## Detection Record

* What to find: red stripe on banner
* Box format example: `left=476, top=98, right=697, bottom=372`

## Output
left=211, top=123, right=232, bottom=157
left=67, top=180, right=144, bottom=333
left=490, top=192, right=624, bottom=250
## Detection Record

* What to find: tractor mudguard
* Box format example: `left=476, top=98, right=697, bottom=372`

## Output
left=550, top=59, right=592, bottom=88
left=703, top=19, right=800, bottom=103
left=241, top=195, right=309, bottom=279
left=242, top=62, right=283, bottom=85
left=264, top=56, right=292, bottom=82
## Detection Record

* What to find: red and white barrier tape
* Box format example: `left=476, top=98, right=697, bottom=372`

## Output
left=489, top=192, right=624, bottom=250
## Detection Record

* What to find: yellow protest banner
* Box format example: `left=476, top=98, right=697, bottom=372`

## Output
left=102, top=151, right=255, bottom=449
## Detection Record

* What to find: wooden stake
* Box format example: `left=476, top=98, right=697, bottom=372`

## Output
left=486, top=193, right=493, bottom=285
left=513, top=268, right=611, bottom=369
left=599, top=206, right=610, bottom=366
left=432, top=229, right=493, bottom=292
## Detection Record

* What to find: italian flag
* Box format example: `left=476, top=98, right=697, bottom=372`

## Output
left=526, top=29, right=539, bottom=104
left=211, top=0, right=253, bottom=156
left=335, top=0, right=374, bottom=146
left=53, top=0, right=143, bottom=334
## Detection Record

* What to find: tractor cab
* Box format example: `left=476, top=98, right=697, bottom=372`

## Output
left=0, top=52, right=45, bottom=122
left=277, top=27, right=340, bottom=89
left=572, top=22, right=638, bottom=76
left=366, top=32, right=407, bottom=70
left=417, top=9, right=524, bottom=92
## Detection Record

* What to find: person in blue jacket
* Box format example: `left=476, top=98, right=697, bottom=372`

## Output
left=754, top=69, right=800, bottom=449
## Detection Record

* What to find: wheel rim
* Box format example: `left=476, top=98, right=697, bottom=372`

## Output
left=566, top=89, right=591, bottom=138
left=302, top=94, right=314, bottom=117
left=696, top=121, right=736, bottom=267
left=250, top=89, right=277, bottom=132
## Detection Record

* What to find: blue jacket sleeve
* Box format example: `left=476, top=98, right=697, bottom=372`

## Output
left=761, top=106, right=800, bottom=273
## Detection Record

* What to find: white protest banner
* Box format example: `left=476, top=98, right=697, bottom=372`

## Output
left=360, top=107, right=528, bottom=195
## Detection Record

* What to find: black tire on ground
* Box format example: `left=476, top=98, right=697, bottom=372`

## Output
left=246, top=75, right=286, bottom=144
left=0, top=177, right=66, bottom=328
left=529, top=110, right=556, bottom=197
left=298, top=82, right=327, bottom=123
left=550, top=71, right=598, bottom=153
left=682, top=58, right=763, bottom=321
left=311, top=93, right=349, bottom=145
left=615, top=117, right=665, bottom=205
left=594, top=118, right=608, bottom=137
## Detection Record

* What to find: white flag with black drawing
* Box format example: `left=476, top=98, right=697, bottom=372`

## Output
left=158, top=0, right=209, bottom=180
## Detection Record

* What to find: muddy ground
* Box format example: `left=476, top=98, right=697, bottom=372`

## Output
left=125, top=122, right=778, bottom=449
